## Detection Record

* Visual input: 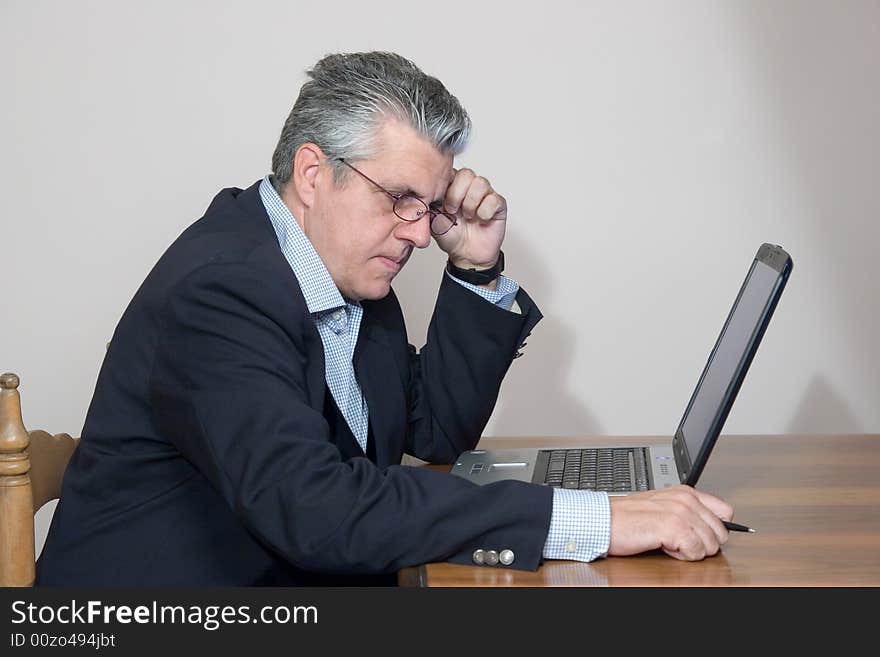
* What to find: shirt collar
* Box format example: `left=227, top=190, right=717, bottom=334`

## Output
left=258, top=175, right=351, bottom=315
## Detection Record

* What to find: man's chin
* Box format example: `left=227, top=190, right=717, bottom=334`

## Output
left=357, top=281, right=393, bottom=301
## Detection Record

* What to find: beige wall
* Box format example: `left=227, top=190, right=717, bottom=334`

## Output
left=3, top=1, right=879, bottom=548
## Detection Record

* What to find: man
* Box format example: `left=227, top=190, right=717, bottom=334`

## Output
left=37, top=52, right=734, bottom=586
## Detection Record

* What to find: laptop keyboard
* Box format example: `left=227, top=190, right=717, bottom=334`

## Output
left=542, top=447, right=650, bottom=492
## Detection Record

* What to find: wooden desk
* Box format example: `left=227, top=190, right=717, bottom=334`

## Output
left=398, top=434, right=880, bottom=586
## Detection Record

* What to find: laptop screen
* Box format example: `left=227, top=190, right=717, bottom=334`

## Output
left=679, top=258, right=784, bottom=467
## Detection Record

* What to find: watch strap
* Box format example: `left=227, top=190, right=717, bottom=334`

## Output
left=446, top=251, right=505, bottom=285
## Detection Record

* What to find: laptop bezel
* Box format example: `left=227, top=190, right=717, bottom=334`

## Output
left=670, top=243, right=793, bottom=486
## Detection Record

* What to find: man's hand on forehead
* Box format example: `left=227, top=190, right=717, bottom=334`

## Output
left=443, top=168, right=506, bottom=221
left=434, top=167, right=508, bottom=272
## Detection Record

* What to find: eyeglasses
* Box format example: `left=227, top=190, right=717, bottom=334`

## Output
left=336, top=158, right=458, bottom=236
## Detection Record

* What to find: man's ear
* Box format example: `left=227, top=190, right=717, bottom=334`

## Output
left=291, top=143, right=325, bottom=208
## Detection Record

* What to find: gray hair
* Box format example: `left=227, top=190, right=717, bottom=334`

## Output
left=271, top=51, right=471, bottom=191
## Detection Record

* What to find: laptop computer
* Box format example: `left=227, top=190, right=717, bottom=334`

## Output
left=451, top=243, right=793, bottom=495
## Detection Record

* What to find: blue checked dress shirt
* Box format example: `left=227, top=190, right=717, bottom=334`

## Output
left=259, top=175, right=610, bottom=563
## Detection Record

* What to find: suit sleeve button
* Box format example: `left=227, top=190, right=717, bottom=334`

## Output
left=485, top=550, right=499, bottom=566
left=472, top=549, right=486, bottom=565
left=500, top=549, right=515, bottom=566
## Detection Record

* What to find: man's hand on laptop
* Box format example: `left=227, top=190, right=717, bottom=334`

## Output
left=608, top=486, right=735, bottom=561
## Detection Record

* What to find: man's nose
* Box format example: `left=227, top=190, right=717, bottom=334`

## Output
left=394, top=216, right=432, bottom=249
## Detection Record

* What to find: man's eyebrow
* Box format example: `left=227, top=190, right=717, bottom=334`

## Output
left=383, top=183, right=445, bottom=207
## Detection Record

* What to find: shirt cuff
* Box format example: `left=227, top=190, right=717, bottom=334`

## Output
left=542, top=488, right=611, bottom=562
left=445, top=271, right=520, bottom=312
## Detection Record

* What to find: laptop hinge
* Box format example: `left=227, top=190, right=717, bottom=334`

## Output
left=672, top=431, right=692, bottom=484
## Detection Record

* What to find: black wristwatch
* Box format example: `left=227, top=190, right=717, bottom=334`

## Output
left=446, top=250, right=504, bottom=286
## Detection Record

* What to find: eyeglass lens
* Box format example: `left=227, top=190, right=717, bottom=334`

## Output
left=393, top=196, right=455, bottom=235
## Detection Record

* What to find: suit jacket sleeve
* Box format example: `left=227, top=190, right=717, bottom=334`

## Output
left=149, top=261, right=552, bottom=574
left=403, top=272, right=542, bottom=464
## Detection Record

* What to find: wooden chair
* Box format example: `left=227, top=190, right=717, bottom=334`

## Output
left=0, top=373, right=79, bottom=586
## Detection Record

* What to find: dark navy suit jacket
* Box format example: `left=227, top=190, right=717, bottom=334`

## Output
left=36, top=181, right=551, bottom=586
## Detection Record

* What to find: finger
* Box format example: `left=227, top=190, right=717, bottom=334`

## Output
left=662, top=548, right=688, bottom=561
left=460, top=176, right=492, bottom=219
left=660, top=511, right=706, bottom=561
left=699, top=507, right=730, bottom=554
left=671, top=524, right=706, bottom=561
left=689, top=513, right=721, bottom=557
left=690, top=488, right=734, bottom=522
left=662, top=548, right=696, bottom=561
left=444, top=168, right=475, bottom=214
left=693, top=502, right=730, bottom=546
left=671, top=487, right=728, bottom=546
left=475, top=193, right=507, bottom=221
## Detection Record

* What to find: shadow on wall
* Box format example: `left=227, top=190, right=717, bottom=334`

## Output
left=480, top=231, right=603, bottom=438
left=786, top=372, right=864, bottom=435
left=733, top=2, right=880, bottom=421
left=491, top=314, right=604, bottom=437
left=486, top=233, right=604, bottom=436
left=394, top=229, right=603, bottom=438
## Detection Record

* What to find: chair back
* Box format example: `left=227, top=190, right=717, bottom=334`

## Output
left=0, top=373, right=79, bottom=586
